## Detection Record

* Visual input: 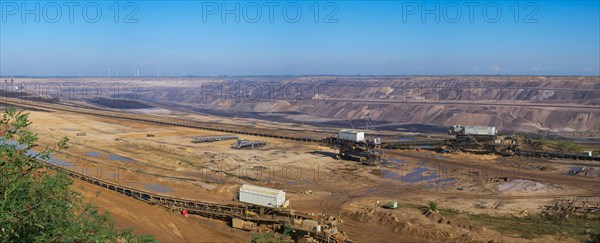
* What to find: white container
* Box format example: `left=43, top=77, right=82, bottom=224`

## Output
left=339, top=130, right=365, bottom=142
left=463, top=126, right=496, bottom=136
left=239, top=184, right=285, bottom=208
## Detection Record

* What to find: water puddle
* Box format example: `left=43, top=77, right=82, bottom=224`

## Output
left=87, top=152, right=101, bottom=157
left=1, top=139, right=73, bottom=167
left=408, top=167, right=437, bottom=182
left=564, top=166, right=583, bottom=175
left=431, top=177, right=456, bottom=184
left=108, top=155, right=133, bottom=163
left=144, top=183, right=173, bottom=193
left=377, top=161, right=455, bottom=186
left=86, top=151, right=133, bottom=163
left=46, top=157, right=74, bottom=167
left=383, top=158, right=405, bottom=166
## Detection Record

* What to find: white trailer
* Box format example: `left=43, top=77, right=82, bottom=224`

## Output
left=339, top=130, right=366, bottom=142
left=463, top=126, right=496, bottom=136
left=239, top=184, right=286, bottom=208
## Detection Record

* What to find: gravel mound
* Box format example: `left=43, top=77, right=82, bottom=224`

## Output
left=575, top=167, right=600, bottom=178
left=498, top=179, right=549, bottom=193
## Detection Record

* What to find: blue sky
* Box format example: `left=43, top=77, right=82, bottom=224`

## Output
left=0, top=1, right=599, bottom=76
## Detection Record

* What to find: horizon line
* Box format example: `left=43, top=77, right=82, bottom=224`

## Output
left=1, top=74, right=599, bottom=78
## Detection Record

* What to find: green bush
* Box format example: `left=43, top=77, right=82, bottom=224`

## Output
left=554, top=139, right=582, bottom=152
left=0, top=107, right=155, bottom=242
left=428, top=200, right=438, bottom=212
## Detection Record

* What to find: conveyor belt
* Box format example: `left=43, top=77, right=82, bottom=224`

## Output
left=42, top=161, right=339, bottom=242
left=515, top=149, right=600, bottom=161
left=0, top=98, right=323, bottom=142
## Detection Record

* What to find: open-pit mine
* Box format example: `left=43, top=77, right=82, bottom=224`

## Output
left=1, top=76, right=599, bottom=242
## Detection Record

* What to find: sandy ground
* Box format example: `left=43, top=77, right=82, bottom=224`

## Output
left=73, top=180, right=252, bottom=242
left=9, top=107, right=600, bottom=242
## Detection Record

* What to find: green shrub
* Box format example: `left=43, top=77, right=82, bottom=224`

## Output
left=0, top=107, right=154, bottom=242
left=428, top=200, right=438, bottom=212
